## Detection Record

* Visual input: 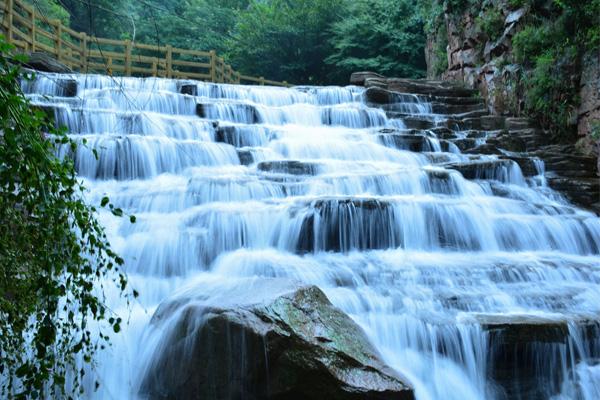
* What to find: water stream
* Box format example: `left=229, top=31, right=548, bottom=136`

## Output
left=23, top=72, right=600, bottom=399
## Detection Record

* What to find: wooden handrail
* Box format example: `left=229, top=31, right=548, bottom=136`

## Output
left=0, top=0, right=292, bottom=86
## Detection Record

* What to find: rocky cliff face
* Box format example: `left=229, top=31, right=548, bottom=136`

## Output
left=425, top=0, right=600, bottom=174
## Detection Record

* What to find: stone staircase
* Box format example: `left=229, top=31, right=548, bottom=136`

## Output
left=352, top=72, right=600, bottom=214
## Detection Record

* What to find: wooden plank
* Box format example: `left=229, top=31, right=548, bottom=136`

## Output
left=133, top=42, right=167, bottom=51
left=91, top=36, right=124, bottom=46
left=172, top=47, right=210, bottom=57
left=34, top=41, right=55, bottom=54
left=124, top=39, right=132, bottom=76
left=131, top=66, right=155, bottom=74
left=35, top=27, right=55, bottom=40
left=89, top=50, right=125, bottom=59
left=171, top=59, right=210, bottom=68
left=209, top=50, right=216, bottom=82
left=30, top=6, right=35, bottom=51
left=62, top=38, right=80, bottom=52
left=11, top=11, right=32, bottom=29
left=131, top=54, right=161, bottom=64
left=61, top=24, right=83, bottom=38
left=55, top=22, right=62, bottom=62
left=7, top=0, right=14, bottom=42
left=80, top=32, right=87, bottom=71
left=13, top=0, right=33, bottom=14
left=165, top=45, right=172, bottom=78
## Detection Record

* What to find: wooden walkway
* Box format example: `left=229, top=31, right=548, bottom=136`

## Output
left=0, top=0, right=290, bottom=86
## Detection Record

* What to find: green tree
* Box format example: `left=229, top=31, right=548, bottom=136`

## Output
left=131, top=0, right=249, bottom=55
left=228, top=0, right=346, bottom=84
left=326, top=0, right=427, bottom=80
left=58, top=0, right=131, bottom=39
left=24, top=0, right=69, bottom=26
left=0, top=36, right=133, bottom=398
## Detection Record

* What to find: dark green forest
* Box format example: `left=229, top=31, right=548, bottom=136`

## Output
left=30, top=0, right=428, bottom=84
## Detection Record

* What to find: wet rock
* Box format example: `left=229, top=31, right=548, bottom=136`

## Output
left=431, top=102, right=486, bottom=115
left=459, top=116, right=506, bottom=130
left=444, top=159, right=515, bottom=180
left=258, top=160, right=320, bottom=176
left=237, top=149, right=254, bottom=165
left=378, top=133, right=433, bottom=152
left=386, top=78, right=478, bottom=97
left=19, top=52, right=72, bottom=73
left=547, top=177, right=600, bottom=214
left=179, top=83, right=198, bottom=96
left=196, top=103, right=259, bottom=124
left=140, top=278, right=414, bottom=400
left=364, top=87, right=397, bottom=104
left=400, top=117, right=435, bottom=130
left=499, top=155, right=541, bottom=177
left=297, top=198, right=399, bottom=253
left=452, top=138, right=480, bottom=151
left=350, top=71, right=386, bottom=86
left=480, top=317, right=600, bottom=400
left=462, top=143, right=501, bottom=155
left=364, top=77, right=388, bottom=89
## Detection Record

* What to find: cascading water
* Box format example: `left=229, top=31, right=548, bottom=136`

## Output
left=23, top=71, right=600, bottom=400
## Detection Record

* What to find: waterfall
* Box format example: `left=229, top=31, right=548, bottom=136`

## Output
left=24, top=72, right=600, bottom=400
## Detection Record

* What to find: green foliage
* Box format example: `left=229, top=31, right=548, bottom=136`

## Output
left=24, top=0, right=69, bottom=26
left=522, top=45, right=579, bottom=139
left=511, top=0, right=599, bottom=137
left=476, top=7, right=505, bottom=39
left=512, top=24, right=555, bottom=64
left=228, top=0, right=345, bottom=84
left=326, top=0, right=426, bottom=81
left=131, top=0, right=248, bottom=56
left=508, top=0, right=528, bottom=9
left=433, top=23, right=449, bottom=77
left=0, top=36, right=132, bottom=398
left=591, top=121, right=600, bottom=141
left=59, top=0, right=131, bottom=38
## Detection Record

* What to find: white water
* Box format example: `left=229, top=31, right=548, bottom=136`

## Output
left=24, top=72, right=600, bottom=399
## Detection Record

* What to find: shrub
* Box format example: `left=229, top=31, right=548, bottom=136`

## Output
left=523, top=46, right=579, bottom=139
left=476, top=7, right=505, bottom=40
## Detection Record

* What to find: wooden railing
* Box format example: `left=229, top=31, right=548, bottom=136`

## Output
left=0, top=0, right=290, bottom=86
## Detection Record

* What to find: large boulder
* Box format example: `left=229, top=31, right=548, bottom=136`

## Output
left=19, top=51, right=72, bottom=73
left=139, top=278, right=414, bottom=400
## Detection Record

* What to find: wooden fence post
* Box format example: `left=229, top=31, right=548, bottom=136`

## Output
left=30, top=7, right=36, bottom=52
left=166, top=45, right=172, bottom=78
left=125, top=39, right=132, bottom=76
left=209, top=50, right=216, bottom=82
left=219, top=58, right=225, bottom=83
left=6, top=0, right=13, bottom=44
left=80, top=32, right=87, bottom=71
left=55, top=20, right=62, bottom=61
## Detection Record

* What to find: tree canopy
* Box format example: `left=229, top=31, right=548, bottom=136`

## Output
left=25, top=0, right=427, bottom=84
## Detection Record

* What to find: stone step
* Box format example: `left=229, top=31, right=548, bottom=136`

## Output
left=443, top=159, right=517, bottom=181
left=430, top=102, right=487, bottom=115
left=479, top=316, right=600, bottom=400
left=377, top=133, right=438, bottom=152
left=385, top=78, right=479, bottom=98
left=257, top=160, right=320, bottom=176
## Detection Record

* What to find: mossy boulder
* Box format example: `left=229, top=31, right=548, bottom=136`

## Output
left=140, top=278, right=414, bottom=400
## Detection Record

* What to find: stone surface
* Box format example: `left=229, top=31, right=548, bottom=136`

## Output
left=350, top=71, right=386, bottom=86
left=578, top=51, right=600, bottom=140
left=139, top=278, right=414, bottom=400
left=19, top=51, right=72, bottom=73
left=258, top=160, right=320, bottom=175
